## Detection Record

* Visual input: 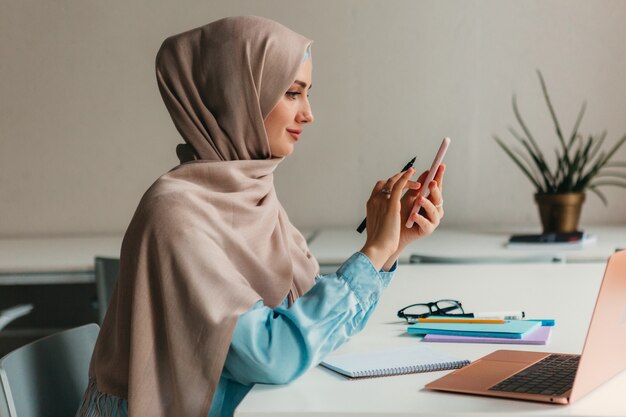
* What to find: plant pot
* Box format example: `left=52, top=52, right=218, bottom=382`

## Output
left=534, top=192, right=585, bottom=234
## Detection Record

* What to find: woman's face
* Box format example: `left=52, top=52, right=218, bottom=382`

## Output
left=264, top=58, right=314, bottom=157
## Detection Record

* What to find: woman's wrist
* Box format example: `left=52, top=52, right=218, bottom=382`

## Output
left=382, top=244, right=405, bottom=271
left=381, top=256, right=398, bottom=272
left=360, top=244, right=393, bottom=271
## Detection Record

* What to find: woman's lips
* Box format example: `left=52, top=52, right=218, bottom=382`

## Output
left=287, top=129, right=302, bottom=141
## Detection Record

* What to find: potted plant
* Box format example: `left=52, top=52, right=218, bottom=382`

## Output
left=494, top=70, right=626, bottom=233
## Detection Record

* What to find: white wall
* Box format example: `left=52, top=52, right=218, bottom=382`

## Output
left=1, top=0, right=625, bottom=237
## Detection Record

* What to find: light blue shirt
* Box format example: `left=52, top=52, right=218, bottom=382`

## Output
left=77, top=252, right=396, bottom=417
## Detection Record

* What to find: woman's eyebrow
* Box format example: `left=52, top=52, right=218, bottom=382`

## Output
left=293, top=80, right=312, bottom=89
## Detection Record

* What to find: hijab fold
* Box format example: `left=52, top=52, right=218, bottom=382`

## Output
left=88, top=16, right=318, bottom=417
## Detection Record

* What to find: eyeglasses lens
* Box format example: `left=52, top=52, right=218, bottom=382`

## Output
left=434, top=300, right=464, bottom=315
left=402, top=304, right=433, bottom=318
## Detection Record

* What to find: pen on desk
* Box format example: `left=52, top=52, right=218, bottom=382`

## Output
left=417, top=318, right=506, bottom=324
left=356, top=156, right=416, bottom=233
left=471, top=311, right=525, bottom=320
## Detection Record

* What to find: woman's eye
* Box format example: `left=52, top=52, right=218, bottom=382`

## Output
left=285, top=91, right=301, bottom=99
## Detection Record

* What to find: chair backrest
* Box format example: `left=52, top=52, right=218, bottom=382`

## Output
left=0, top=323, right=99, bottom=417
left=0, top=304, right=34, bottom=331
left=94, top=257, right=120, bottom=324
left=0, top=380, right=10, bottom=417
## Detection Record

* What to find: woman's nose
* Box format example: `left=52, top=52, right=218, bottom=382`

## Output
left=297, top=103, right=314, bottom=124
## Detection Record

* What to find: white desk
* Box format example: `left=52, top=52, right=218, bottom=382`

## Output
left=0, top=235, right=125, bottom=355
left=236, top=262, right=626, bottom=416
left=0, top=230, right=318, bottom=285
left=0, top=235, right=123, bottom=285
left=308, top=226, right=626, bottom=266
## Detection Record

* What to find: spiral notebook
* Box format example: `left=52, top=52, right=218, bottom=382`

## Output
left=320, top=345, right=470, bottom=379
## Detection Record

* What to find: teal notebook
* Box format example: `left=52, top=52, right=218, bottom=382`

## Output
left=407, top=320, right=541, bottom=339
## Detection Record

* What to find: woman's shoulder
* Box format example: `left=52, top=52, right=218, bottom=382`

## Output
left=134, top=166, right=209, bottom=224
left=146, top=171, right=195, bottom=201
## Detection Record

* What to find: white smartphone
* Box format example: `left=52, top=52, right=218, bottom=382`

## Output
left=405, top=137, right=450, bottom=228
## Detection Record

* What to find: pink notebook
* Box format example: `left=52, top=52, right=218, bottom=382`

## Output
left=423, top=325, right=551, bottom=345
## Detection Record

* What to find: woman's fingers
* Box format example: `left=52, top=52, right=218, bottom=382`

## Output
left=415, top=170, right=428, bottom=186
left=413, top=165, right=444, bottom=194
left=412, top=211, right=436, bottom=235
left=370, top=169, right=416, bottom=200
left=384, top=170, right=410, bottom=192
left=429, top=181, right=443, bottom=210
left=418, top=195, right=441, bottom=227
left=406, top=180, right=421, bottom=190
left=391, top=168, right=415, bottom=199
left=370, top=180, right=387, bottom=198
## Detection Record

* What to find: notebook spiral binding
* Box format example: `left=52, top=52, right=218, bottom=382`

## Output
left=352, top=359, right=471, bottom=379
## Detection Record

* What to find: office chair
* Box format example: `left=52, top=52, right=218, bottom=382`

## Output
left=0, top=304, right=34, bottom=331
left=94, top=257, right=120, bottom=324
left=0, top=379, right=10, bottom=417
left=0, top=323, right=99, bottom=417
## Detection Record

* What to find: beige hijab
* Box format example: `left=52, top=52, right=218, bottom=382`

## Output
left=88, top=16, right=319, bottom=417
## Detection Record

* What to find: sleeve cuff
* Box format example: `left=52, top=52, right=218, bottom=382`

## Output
left=336, top=252, right=385, bottom=310
left=378, top=260, right=397, bottom=288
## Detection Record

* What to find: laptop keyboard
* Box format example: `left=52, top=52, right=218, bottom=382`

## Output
left=489, top=354, right=580, bottom=397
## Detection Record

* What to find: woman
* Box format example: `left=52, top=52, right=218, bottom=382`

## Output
left=77, top=16, right=444, bottom=417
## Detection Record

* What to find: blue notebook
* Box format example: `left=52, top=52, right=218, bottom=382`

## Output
left=407, top=320, right=541, bottom=339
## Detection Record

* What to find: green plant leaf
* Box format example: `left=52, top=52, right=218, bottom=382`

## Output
left=567, top=101, right=587, bottom=148
left=572, top=137, right=587, bottom=182
left=554, top=152, right=565, bottom=189
left=588, top=131, right=607, bottom=162
left=577, top=134, right=626, bottom=189
left=513, top=148, right=544, bottom=186
left=512, top=95, right=549, bottom=168
left=561, top=145, right=583, bottom=191
left=507, top=126, right=554, bottom=189
left=588, top=186, right=608, bottom=206
left=573, top=134, right=596, bottom=187
left=537, top=70, right=568, bottom=160
left=494, top=135, right=543, bottom=191
left=598, top=133, right=626, bottom=169
left=578, top=151, right=606, bottom=189
left=590, top=179, right=626, bottom=189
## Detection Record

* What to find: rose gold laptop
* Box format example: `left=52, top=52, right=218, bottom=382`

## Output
left=425, top=249, right=626, bottom=404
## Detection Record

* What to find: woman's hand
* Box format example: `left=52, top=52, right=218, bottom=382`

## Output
left=360, top=167, right=417, bottom=271
left=382, top=164, right=446, bottom=269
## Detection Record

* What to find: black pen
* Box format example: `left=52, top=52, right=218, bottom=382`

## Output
left=356, top=156, right=416, bottom=233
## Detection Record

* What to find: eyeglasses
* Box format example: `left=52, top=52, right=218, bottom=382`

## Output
left=397, top=299, right=469, bottom=323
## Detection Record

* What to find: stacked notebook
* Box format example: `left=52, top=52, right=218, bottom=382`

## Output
left=408, top=319, right=553, bottom=345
